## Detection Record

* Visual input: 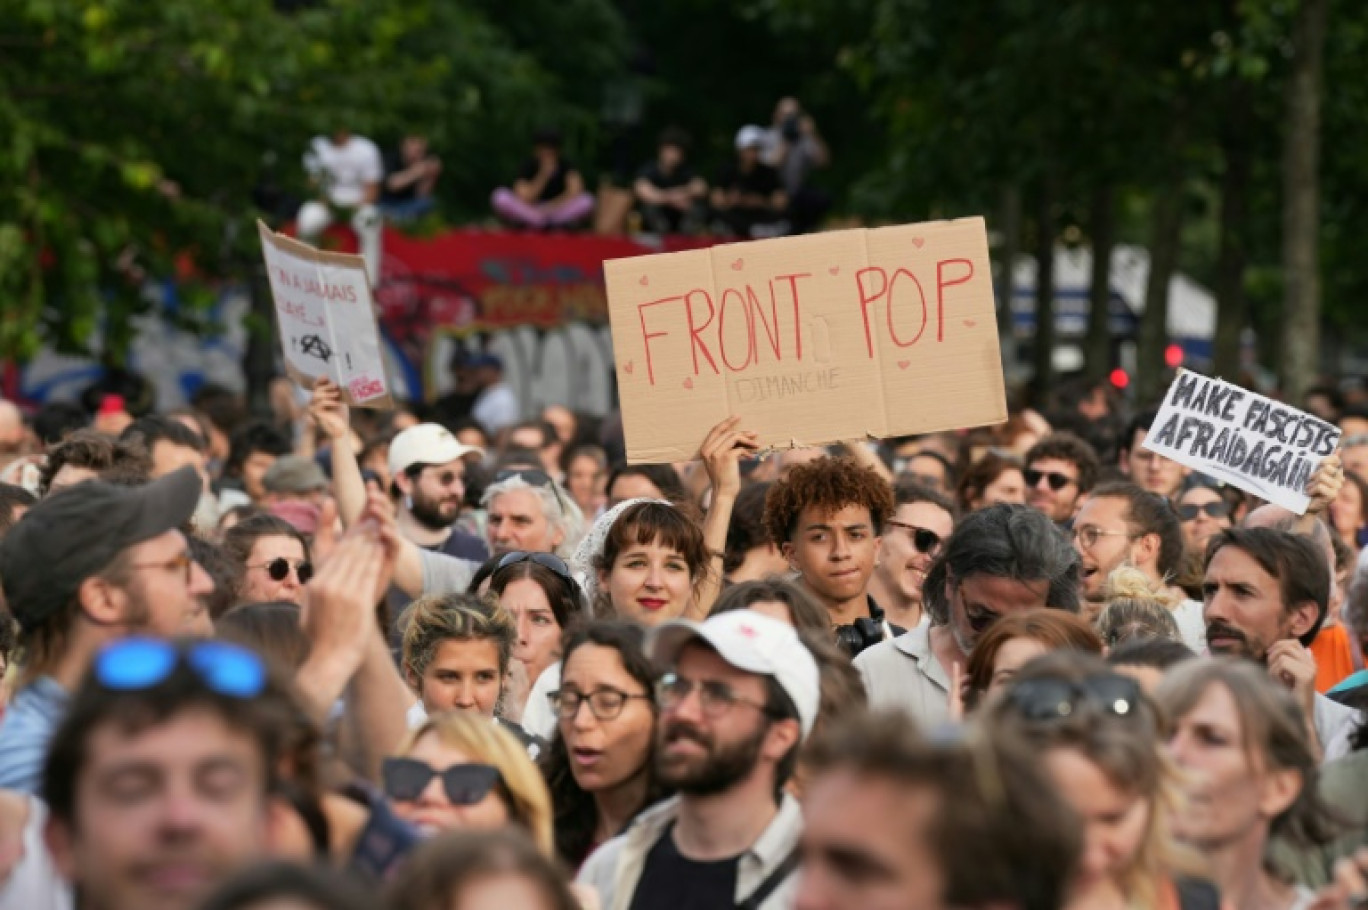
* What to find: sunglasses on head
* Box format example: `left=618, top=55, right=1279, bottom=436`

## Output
left=381, top=757, right=502, bottom=805
left=94, top=638, right=267, bottom=698
left=884, top=520, right=942, bottom=554
left=250, top=557, right=314, bottom=584
left=1023, top=468, right=1075, bottom=491
left=495, top=468, right=569, bottom=513
left=1177, top=501, right=1231, bottom=521
left=497, top=550, right=573, bottom=580
left=1006, top=674, right=1142, bottom=722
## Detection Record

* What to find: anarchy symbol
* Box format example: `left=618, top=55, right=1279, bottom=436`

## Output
left=298, top=334, right=333, bottom=362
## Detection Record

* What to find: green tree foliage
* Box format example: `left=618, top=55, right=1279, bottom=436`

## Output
left=0, top=0, right=625, bottom=363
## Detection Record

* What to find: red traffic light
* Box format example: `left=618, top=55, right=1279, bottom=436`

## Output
left=1164, top=344, right=1184, bottom=369
left=1110, top=368, right=1129, bottom=389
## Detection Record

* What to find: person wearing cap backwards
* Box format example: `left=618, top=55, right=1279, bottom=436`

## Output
left=578, top=610, right=817, bottom=910
left=0, top=466, right=214, bottom=793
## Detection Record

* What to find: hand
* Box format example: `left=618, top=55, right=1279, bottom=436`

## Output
left=1308, top=847, right=1368, bottom=910
left=947, top=661, right=966, bottom=722
left=301, top=523, right=387, bottom=683
left=311, top=497, right=341, bottom=567
left=309, top=378, right=351, bottom=442
left=1267, top=639, right=1318, bottom=715
left=1306, top=453, right=1344, bottom=516
left=698, top=416, right=758, bottom=503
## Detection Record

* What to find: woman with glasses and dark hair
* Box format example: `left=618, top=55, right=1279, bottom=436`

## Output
left=385, top=711, right=555, bottom=854
left=1157, top=659, right=1339, bottom=908
left=988, top=651, right=1198, bottom=910
left=221, top=513, right=313, bottom=607
left=541, top=621, right=668, bottom=868
left=488, top=550, right=585, bottom=719
left=1175, top=478, right=1235, bottom=557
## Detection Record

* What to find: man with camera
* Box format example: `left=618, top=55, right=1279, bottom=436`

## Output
left=853, top=505, right=1082, bottom=726
left=762, top=456, right=900, bottom=657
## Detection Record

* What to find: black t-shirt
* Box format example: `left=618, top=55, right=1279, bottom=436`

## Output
left=715, top=162, right=781, bottom=199
left=517, top=156, right=574, bottom=202
left=637, top=160, right=697, bottom=192
left=629, top=824, right=739, bottom=910
left=382, top=149, right=416, bottom=202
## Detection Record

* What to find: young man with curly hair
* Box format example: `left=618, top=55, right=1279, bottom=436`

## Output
left=763, top=455, right=897, bottom=657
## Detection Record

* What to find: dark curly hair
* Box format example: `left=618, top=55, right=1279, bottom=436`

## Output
left=1024, top=432, right=1101, bottom=494
left=763, top=456, right=895, bottom=545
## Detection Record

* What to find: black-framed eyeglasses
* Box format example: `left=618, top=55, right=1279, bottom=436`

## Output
left=497, top=550, right=573, bottom=581
left=549, top=687, right=653, bottom=721
left=381, top=757, right=502, bottom=805
left=1005, top=674, right=1142, bottom=722
left=905, top=472, right=946, bottom=490
left=246, top=557, right=314, bottom=584
left=129, top=551, right=196, bottom=585
left=884, top=520, right=942, bottom=555
left=1177, top=501, right=1231, bottom=521
left=655, top=672, right=772, bottom=718
left=495, top=468, right=569, bottom=515
left=1024, top=468, right=1076, bottom=492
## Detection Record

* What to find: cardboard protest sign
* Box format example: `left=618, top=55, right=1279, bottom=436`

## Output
left=1143, top=369, right=1340, bottom=514
left=257, top=221, right=393, bottom=409
left=604, top=218, right=1006, bottom=463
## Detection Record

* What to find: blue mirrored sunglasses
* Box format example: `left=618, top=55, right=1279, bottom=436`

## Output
left=93, top=638, right=267, bottom=699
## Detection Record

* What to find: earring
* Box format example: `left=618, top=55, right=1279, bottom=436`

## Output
left=404, top=494, right=413, bottom=511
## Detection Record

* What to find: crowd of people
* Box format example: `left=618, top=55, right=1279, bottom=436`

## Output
left=4, top=373, right=1368, bottom=910
left=294, top=96, right=829, bottom=272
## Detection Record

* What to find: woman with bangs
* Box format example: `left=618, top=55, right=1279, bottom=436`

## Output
left=989, top=651, right=1200, bottom=910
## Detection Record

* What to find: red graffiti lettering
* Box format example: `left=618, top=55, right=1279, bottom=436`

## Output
left=935, top=259, right=975, bottom=342
left=684, top=289, right=720, bottom=377
left=718, top=288, right=755, bottom=372
left=637, top=296, right=681, bottom=386
left=885, top=268, right=928, bottom=348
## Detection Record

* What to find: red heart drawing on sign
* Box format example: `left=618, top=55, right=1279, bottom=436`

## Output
left=683, top=377, right=694, bottom=389
left=963, top=318, right=977, bottom=327
left=623, top=361, right=634, bottom=375
left=730, top=258, right=744, bottom=271
left=828, top=266, right=840, bottom=276
left=639, top=275, right=649, bottom=287
left=898, top=360, right=911, bottom=370
left=911, top=237, right=925, bottom=249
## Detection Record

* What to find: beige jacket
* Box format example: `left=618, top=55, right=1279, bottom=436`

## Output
left=577, top=793, right=803, bottom=910
left=853, top=621, right=952, bottom=728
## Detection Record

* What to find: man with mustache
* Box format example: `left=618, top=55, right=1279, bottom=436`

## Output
left=1202, top=526, right=1359, bottom=760
left=854, top=504, right=1081, bottom=727
left=578, top=610, right=818, bottom=910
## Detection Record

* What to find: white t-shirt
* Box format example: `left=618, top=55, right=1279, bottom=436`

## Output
left=305, top=135, right=383, bottom=207
left=1172, top=599, right=1208, bottom=654
left=521, top=662, right=561, bottom=741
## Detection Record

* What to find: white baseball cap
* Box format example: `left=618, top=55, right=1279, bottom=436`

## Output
left=388, top=423, right=483, bottom=477
left=649, top=610, right=820, bottom=738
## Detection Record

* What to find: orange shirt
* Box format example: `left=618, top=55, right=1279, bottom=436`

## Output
left=1312, top=623, right=1357, bottom=693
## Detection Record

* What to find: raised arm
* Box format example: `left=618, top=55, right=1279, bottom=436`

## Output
left=692, top=416, right=758, bottom=619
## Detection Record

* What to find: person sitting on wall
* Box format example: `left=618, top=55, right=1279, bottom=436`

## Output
left=491, top=128, right=595, bottom=231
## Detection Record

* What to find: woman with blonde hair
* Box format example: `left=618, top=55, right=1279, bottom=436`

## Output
left=1157, top=659, right=1339, bottom=909
left=988, top=651, right=1196, bottom=910
left=384, top=711, right=556, bottom=856
left=1095, top=567, right=1182, bottom=650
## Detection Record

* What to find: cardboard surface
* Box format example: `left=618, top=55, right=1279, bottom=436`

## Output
left=1143, top=369, right=1340, bottom=514
left=604, top=218, right=1007, bottom=463
left=257, top=221, right=393, bottom=409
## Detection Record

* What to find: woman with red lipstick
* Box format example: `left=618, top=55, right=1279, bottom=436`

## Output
left=542, top=621, right=668, bottom=868
left=586, top=499, right=712, bottom=626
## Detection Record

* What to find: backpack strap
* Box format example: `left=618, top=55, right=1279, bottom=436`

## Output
left=735, top=847, right=800, bottom=910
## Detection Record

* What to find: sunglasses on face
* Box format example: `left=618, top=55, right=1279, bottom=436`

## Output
left=94, top=638, right=267, bottom=698
left=409, top=464, right=464, bottom=487
left=249, top=557, right=314, bottom=584
left=1005, top=674, right=1142, bottom=722
left=381, top=757, right=502, bottom=805
left=884, top=520, right=942, bottom=554
left=497, top=550, right=573, bottom=581
left=1177, top=501, right=1231, bottom=521
left=1023, top=468, right=1075, bottom=491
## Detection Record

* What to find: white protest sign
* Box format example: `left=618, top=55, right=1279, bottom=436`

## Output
left=257, top=221, right=392, bottom=409
left=1143, top=369, right=1340, bottom=514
